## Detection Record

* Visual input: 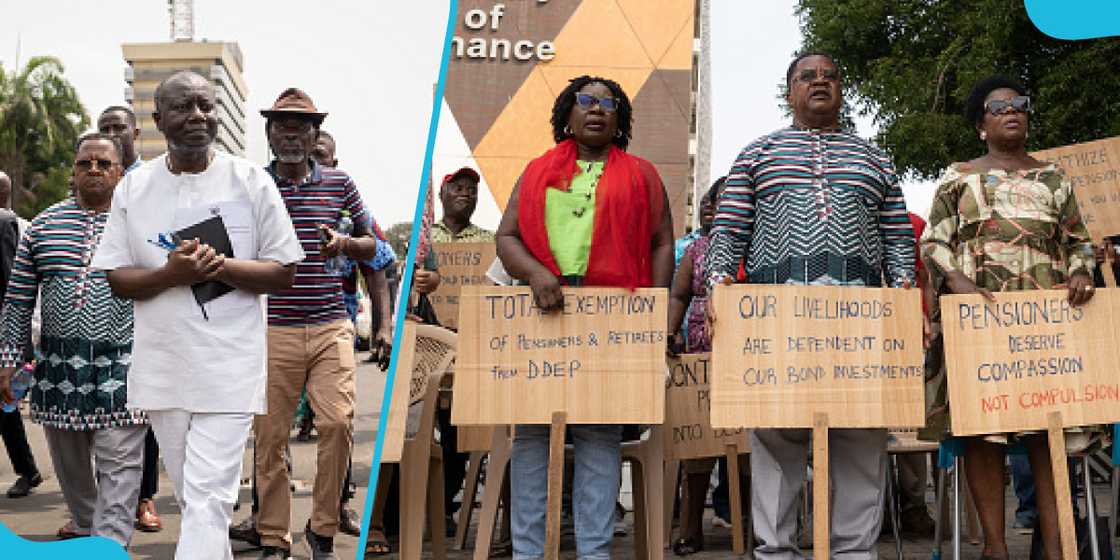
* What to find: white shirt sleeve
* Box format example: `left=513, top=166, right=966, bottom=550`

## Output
left=251, top=166, right=304, bottom=265
left=90, top=175, right=135, bottom=270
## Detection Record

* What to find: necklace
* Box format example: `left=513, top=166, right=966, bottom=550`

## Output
left=572, top=161, right=603, bottom=218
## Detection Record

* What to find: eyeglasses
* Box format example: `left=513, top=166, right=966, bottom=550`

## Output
left=985, top=96, right=1031, bottom=115
left=75, top=158, right=117, bottom=172
left=795, top=67, right=840, bottom=83
left=574, top=93, right=618, bottom=112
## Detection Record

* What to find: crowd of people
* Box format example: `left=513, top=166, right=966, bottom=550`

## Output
left=0, top=48, right=1112, bottom=560
left=400, top=52, right=1107, bottom=560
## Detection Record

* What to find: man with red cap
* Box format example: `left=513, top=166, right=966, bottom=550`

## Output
left=254, top=87, right=383, bottom=560
left=431, top=167, right=491, bottom=243
left=428, top=166, right=491, bottom=535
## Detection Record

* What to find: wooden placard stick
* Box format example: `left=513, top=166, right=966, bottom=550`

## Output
left=726, top=443, right=745, bottom=555
left=1047, top=411, right=1078, bottom=560
left=1104, top=241, right=1118, bottom=288
left=544, top=411, right=567, bottom=560
left=813, top=412, right=830, bottom=559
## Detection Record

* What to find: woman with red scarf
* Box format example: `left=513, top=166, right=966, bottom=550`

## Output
left=495, top=75, right=674, bottom=559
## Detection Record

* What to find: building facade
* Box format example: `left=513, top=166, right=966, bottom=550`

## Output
left=122, top=41, right=248, bottom=160
left=435, top=0, right=700, bottom=235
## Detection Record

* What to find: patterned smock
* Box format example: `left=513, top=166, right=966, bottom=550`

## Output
left=684, top=235, right=712, bottom=353
left=0, top=199, right=140, bottom=431
left=919, top=162, right=1095, bottom=440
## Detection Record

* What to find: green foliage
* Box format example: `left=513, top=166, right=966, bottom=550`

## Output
left=385, top=222, right=414, bottom=259
left=796, top=0, right=1120, bottom=178
left=0, top=56, right=88, bottom=217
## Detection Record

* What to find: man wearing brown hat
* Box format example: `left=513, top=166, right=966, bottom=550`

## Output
left=254, top=88, right=382, bottom=560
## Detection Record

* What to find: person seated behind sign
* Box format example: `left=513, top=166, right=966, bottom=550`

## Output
left=666, top=179, right=750, bottom=555
left=920, top=75, right=1099, bottom=560
left=494, top=74, right=674, bottom=559
left=429, top=166, right=495, bottom=537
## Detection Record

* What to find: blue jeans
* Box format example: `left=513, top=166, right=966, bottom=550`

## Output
left=511, top=424, right=621, bottom=560
left=1009, top=452, right=1080, bottom=525
left=343, top=292, right=359, bottom=348
left=1010, top=454, right=1038, bottom=526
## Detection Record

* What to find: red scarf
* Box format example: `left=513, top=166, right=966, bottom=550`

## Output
left=517, top=139, right=662, bottom=289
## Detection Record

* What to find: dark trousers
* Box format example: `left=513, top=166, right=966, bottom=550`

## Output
left=0, top=408, right=38, bottom=478
left=438, top=406, right=469, bottom=516
left=140, top=428, right=159, bottom=501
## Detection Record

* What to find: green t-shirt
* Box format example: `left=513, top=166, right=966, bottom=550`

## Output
left=544, top=160, right=603, bottom=276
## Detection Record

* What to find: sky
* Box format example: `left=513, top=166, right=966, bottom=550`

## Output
left=2, top=0, right=935, bottom=228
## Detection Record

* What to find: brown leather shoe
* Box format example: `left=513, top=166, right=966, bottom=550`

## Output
left=57, top=520, right=90, bottom=540
left=135, top=498, right=163, bottom=532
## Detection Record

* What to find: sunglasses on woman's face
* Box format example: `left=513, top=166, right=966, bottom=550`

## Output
left=985, top=96, right=1031, bottom=116
left=574, top=92, right=618, bottom=113
left=75, top=158, right=117, bottom=172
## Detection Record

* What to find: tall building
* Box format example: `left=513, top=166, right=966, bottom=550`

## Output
left=122, top=41, right=248, bottom=160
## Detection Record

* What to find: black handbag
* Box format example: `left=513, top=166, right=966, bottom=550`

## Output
left=1029, top=514, right=1113, bottom=560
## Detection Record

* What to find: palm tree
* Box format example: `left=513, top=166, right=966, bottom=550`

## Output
left=0, top=56, right=88, bottom=216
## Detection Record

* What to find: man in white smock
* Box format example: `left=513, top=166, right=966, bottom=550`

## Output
left=91, top=70, right=304, bottom=560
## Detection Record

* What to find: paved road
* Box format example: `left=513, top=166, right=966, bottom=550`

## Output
left=3, top=356, right=1111, bottom=560
left=0, top=357, right=387, bottom=560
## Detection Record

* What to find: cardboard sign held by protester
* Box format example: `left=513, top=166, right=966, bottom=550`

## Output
left=1033, top=136, right=1120, bottom=242
left=452, top=285, right=667, bottom=425
left=665, top=353, right=750, bottom=460
left=428, top=242, right=497, bottom=329
left=709, top=284, right=925, bottom=429
left=940, top=289, right=1120, bottom=436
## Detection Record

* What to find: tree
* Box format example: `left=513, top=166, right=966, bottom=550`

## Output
left=0, top=56, right=88, bottom=217
left=795, top=0, right=1120, bottom=179
left=385, top=222, right=414, bottom=259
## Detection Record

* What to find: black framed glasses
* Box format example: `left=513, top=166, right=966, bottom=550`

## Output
left=985, top=96, right=1031, bottom=115
left=574, top=92, right=618, bottom=112
left=796, top=67, right=840, bottom=83
left=75, top=158, right=117, bottom=172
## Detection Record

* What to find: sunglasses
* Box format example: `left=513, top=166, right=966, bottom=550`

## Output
left=574, top=93, right=618, bottom=112
left=985, top=96, right=1031, bottom=115
left=75, top=158, right=117, bottom=172
left=795, top=67, right=840, bottom=83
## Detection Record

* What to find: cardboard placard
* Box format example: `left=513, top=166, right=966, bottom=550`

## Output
left=380, top=320, right=418, bottom=463
left=665, top=353, right=751, bottom=460
left=1033, top=136, right=1120, bottom=241
left=429, top=242, right=497, bottom=330
left=940, top=289, right=1120, bottom=436
left=709, top=284, right=925, bottom=429
left=451, top=286, right=667, bottom=425
left=457, top=425, right=494, bottom=453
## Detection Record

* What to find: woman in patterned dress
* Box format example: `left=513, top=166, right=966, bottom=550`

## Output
left=666, top=178, right=750, bottom=555
left=921, top=75, right=1096, bottom=560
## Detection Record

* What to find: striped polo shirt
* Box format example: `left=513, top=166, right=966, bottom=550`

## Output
left=266, top=160, right=374, bottom=326
left=706, top=126, right=915, bottom=288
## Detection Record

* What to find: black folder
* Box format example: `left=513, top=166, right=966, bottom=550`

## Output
left=174, top=214, right=235, bottom=317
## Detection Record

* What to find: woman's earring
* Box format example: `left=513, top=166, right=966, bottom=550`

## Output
left=615, top=129, right=623, bottom=139
left=564, top=126, right=573, bottom=136
left=980, top=131, right=987, bottom=140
